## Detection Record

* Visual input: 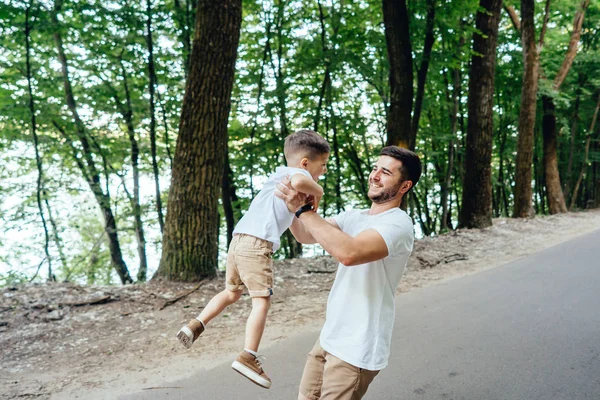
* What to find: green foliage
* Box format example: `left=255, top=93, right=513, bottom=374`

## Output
left=1, top=0, right=599, bottom=282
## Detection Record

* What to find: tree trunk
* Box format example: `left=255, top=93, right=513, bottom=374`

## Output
left=155, top=0, right=242, bottom=281
left=222, top=147, right=240, bottom=250
left=564, top=83, right=582, bottom=197
left=411, top=0, right=436, bottom=143
left=541, top=96, right=568, bottom=214
left=382, top=0, right=413, bottom=149
left=540, top=0, right=589, bottom=214
left=458, top=0, right=503, bottom=229
left=146, top=0, right=165, bottom=233
left=51, top=0, right=132, bottom=284
left=26, top=3, right=54, bottom=281
left=570, top=92, right=600, bottom=210
left=120, top=62, right=149, bottom=282
left=512, top=0, right=540, bottom=218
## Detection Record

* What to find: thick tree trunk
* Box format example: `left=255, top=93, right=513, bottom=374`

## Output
left=541, top=96, right=568, bottom=214
left=512, top=0, right=540, bottom=218
left=52, top=0, right=132, bottom=284
left=382, top=0, right=413, bottom=149
left=146, top=0, right=165, bottom=233
left=458, top=0, right=503, bottom=229
left=155, top=0, right=242, bottom=281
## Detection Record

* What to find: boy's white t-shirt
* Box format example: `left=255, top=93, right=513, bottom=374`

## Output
left=233, top=166, right=312, bottom=251
left=319, top=207, right=414, bottom=371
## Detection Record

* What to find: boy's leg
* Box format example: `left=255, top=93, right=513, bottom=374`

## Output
left=198, top=288, right=243, bottom=326
left=231, top=296, right=272, bottom=389
left=244, top=296, right=271, bottom=352
left=177, top=289, right=242, bottom=349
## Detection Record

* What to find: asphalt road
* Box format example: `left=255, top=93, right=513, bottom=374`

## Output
left=122, top=229, right=600, bottom=400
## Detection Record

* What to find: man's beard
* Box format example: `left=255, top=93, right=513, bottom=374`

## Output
left=368, top=181, right=403, bottom=204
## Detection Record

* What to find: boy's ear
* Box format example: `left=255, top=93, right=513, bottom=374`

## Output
left=301, top=157, right=309, bottom=167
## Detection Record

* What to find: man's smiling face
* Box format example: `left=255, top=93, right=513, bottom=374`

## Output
left=368, top=156, right=405, bottom=204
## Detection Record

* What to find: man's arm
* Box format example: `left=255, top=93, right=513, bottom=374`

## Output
left=296, top=212, right=388, bottom=266
left=289, top=215, right=339, bottom=244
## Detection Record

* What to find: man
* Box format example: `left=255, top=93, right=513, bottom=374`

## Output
left=275, top=146, right=421, bottom=400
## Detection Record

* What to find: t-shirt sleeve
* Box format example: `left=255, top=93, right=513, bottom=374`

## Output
left=287, top=167, right=311, bottom=179
left=333, top=210, right=349, bottom=231
left=372, top=213, right=414, bottom=256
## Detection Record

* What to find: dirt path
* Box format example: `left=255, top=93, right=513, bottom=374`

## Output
left=1, top=210, right=599, bottom=400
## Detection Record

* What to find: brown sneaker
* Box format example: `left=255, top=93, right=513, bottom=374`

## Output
left=231, top=351, right=272, bottom=389
left=176, top=318, right=204, bottom=349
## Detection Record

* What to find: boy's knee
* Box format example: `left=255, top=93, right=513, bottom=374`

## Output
left=225, top=289, right=243, bottom=302
left=252, top=296, right=271, bottom=311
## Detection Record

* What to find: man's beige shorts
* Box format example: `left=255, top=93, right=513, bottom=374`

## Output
left=298, top=339, right=380, bottom=400
left=226, top=234, right=274, bottom=297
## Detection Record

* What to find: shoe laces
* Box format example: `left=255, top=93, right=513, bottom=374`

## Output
left=254, top=354, right=267, bottom=367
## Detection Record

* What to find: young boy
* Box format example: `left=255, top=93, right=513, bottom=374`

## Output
left=176, top=129, right=330, bottom=389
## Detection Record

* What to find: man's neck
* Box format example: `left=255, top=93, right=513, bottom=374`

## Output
left=368, top=197, right=403, bottom=215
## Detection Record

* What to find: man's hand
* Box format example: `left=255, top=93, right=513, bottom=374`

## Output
left=275, top=177, right=309, bottom=213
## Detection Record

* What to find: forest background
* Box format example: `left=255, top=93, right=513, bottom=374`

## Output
left=1, top=0, right=599, bottom=287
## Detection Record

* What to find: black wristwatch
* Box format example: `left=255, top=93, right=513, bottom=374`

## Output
left=295, top=203, right=314, bottom=218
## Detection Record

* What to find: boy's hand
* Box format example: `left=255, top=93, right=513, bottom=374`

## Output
left=308, top=193, right=322, bottom=212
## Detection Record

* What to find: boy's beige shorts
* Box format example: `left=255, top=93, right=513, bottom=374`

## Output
left=226, top=234, right=274, bottom=297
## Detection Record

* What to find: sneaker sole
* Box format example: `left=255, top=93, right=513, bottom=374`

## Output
left=231, top=360, right=272, bottom=389
left=176, top=326, right=194, bottom=349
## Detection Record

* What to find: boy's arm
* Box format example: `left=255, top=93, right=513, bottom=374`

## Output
left=290, top=174, right=323, bottom=198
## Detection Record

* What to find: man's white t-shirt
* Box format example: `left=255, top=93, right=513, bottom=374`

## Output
left=233, top=166, right=311, bottom=251
left=319, top=207, right=414, bottom=371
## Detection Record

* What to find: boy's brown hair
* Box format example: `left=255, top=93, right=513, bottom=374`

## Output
left=284, top=129, right=330, bottom=161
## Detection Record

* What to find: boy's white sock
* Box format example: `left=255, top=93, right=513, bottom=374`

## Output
left=244, top=348, right=259, bottom=357
left=194, top=318, right=206, bottom=329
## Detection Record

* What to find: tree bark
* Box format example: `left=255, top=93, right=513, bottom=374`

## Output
left=512, top=0, right=540, bottom=218
left=458, top=0, right=503, bottom=229
left=155, top=0, right=242, bottom=281
left=146, top=0, right=165, bottom=233
left=51, top=0, right=132, bottom=284
left=382, top=0, right=414, bottom=149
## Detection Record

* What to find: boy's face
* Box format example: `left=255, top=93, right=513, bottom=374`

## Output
left=303, top=153, right=329, bottom=181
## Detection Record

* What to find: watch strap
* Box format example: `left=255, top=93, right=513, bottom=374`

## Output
left=295, top=203, right=314, bottom=218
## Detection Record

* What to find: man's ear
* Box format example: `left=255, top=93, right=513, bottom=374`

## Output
left=399, top=180, right=413, bottom=194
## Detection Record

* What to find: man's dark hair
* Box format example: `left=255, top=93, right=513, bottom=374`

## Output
left=380, top=146, right=422, bottom=189
left=284, top=129, right=330, bottom=160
